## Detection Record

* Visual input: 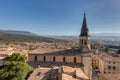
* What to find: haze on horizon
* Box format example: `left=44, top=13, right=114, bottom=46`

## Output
left=0, top=0, right=120, bottom=35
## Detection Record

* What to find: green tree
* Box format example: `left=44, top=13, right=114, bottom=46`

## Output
left=0, top=53, right=33, bottom=80
left=105, top=47, right=109, bottom=53
left=117, top=49, right=120, bottom=54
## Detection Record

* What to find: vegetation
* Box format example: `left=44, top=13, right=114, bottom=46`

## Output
left=71, top=46, right=79, bottom=49
left=117, top=49, right=120, bottom=54
left=0, top=53, right=34, bottom=80
left=104, top=47, right=109, bottom=53
left=91, top=44, right=96, bottom=49
left=0, top=32, right=68, bottom=43
left=105, top=45, right=120, bottom=49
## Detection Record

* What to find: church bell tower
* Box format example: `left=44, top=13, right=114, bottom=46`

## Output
left=79, top=12, right=91, bottom=52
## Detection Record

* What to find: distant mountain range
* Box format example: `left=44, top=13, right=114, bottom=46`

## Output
left=91, top=33, right=120, bottom=41
left=0, top=30, right=120, bottom=41
left=0, top=30, right=68, bottom=43
left=92, top=33, right=120, bottom=37
left=0, top=30, right=38, bottom=36
left=44, top=35, right=79, bottom=40
left=44, top=33, right=120, bottom=41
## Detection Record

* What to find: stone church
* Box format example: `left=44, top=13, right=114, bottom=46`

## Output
left=28, top=12, right=92, bottom=79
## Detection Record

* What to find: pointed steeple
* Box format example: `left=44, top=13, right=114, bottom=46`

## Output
left=79, top=12, right=91, bottom=52
left=80, top=12, right=89, bottom=36
left=82, top=11, right=87, bottom=28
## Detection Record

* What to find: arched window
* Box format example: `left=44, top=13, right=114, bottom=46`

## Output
left=53, top=56, right=56, bottom=62
left=85, top=41, right=87, bottom=45
left=63, top=57, right=66, bottom=62
left=34, top=55, right=37, bottom=61
left=81, top=40, right=83, bottom=45
left=43, top=56, right=46, bottom=62
left=113, top=66, right=116, bottom=71
left=108, top=66, right=111, bottom=70
left=74, top=57, right=76, bottom=63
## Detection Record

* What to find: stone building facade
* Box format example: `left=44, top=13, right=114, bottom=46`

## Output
left=98, top=55, right=120, bottom=74
left=92, top=52, right=120, bottom=74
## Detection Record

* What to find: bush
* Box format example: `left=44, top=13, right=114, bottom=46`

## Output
left=117, top=49, right=120, bottom=54
left=0, top=53, right=34, bottom=80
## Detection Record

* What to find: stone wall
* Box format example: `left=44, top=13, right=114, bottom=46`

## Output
left=104, top=61, right=120, bottom=74
left=98, top=58, right=105, bottom=74
left=28, top=54, right=82, bottom=63
left=82, top=56, right=92, bottom=80
left=98, top=57, right=120, bottom=74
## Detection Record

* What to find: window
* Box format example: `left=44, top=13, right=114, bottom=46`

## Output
left=53, top=56, right=56, bottom=62
left=95, top=67, right=98, bottom=69
left=74, top=57, right=76, bottom=63
left=43, top=56, right=46, bottom=62
left=84, top=41, right=87, bottom=45
left=81, top=40, right=83, bottom=45
left=63, top=57, right=66, bottom=62
left=108, top=66, right=111, bottom=70
left=113, top=66, right=116, bottom=71
left=35, top=55, right=37, bottom=61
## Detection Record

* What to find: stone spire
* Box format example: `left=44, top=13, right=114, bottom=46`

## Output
left=79, top=12, right=91, bottom=52
left=80, top=12, right=89, bottom=36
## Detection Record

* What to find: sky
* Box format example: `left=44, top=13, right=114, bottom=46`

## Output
left=0, top=0, right=120, bottom=35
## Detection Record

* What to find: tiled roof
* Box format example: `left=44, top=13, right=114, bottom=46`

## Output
left=28, top=68, right=51, bottom=80
left=98, top=52, right=120, bottom=62
left=0, top=48, right=14, bottom=55
left=28, top=48, right=91, bottom=56
left=62, top=66, right=89, bottom=79
left=28, top=48, right=64, bottom=54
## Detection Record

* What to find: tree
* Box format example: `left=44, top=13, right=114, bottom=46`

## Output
left=117, top=49, right=120, bottom=54
left=105, top=47, right=109, bottom=53
left=0, top=53, right=34, bottom=80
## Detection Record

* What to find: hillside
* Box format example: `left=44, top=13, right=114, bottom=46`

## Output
left=0, top=32, right=68, bottom=43
left=0, top=30, right=38, bottom=36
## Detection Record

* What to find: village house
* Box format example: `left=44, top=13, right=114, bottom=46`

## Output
left=0, top=47, right=14, bottom=66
